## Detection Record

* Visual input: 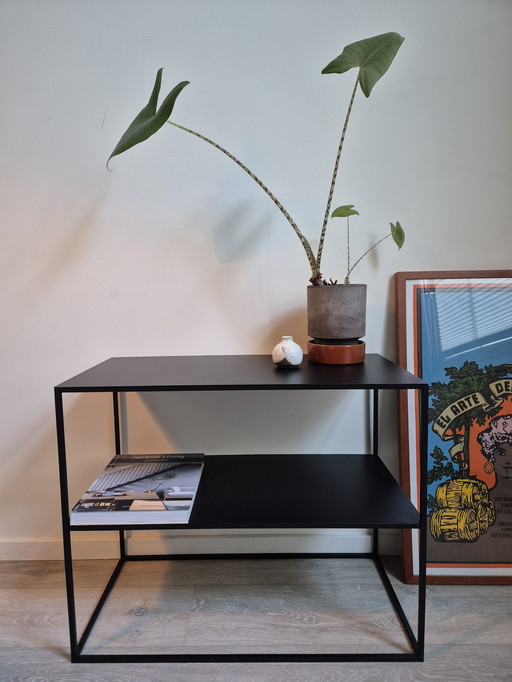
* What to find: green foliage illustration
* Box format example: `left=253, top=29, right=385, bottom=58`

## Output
left=426, top=446, right=457, bottom=485
left=428, top=361, right=512, bottom=478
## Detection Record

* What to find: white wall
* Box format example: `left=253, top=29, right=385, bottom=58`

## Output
left=1, top=0, right=511, bottom=559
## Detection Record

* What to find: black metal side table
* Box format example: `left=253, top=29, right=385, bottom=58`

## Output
left=55, top=353, right=428, bottom=663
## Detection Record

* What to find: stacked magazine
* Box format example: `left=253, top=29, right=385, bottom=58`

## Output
left=71, top=453, right=204, bottom=525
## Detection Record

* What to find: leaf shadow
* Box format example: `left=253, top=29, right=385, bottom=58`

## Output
left=211, top=200, right=276, bottom=264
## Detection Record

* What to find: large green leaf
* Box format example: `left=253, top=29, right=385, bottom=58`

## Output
left=321, top=32, right=404, bottom=97
left=107, top=68, right=189, bottom=168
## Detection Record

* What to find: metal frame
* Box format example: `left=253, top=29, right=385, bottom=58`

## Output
left=54, top=357, right=428, bottom=664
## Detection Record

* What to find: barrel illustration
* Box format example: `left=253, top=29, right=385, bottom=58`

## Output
left=430, top=507, right=480, bottom=542
left=476, top=500, right=497, bottom=533
left=435, top=478, right=488, bottom=509
left=431, top=478, right=495, bottom=542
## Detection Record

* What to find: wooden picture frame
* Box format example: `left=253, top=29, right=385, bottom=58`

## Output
left=396, top=271, right=512, bottom=583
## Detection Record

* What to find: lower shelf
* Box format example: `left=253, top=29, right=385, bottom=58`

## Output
left=70, top=454, right=420, bottom=531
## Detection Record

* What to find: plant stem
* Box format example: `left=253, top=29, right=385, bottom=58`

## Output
left=346, top=233, right=391, bottom=283
left=346, top=216, right=351, bottom=284
left=316, top=73, right=359, bottom=275
left=167, top=120, right=318, bottom=278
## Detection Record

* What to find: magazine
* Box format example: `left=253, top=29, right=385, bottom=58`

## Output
left=71, top=453, right=204, bottom=525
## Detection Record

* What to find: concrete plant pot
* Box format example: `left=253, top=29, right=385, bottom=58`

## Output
left=307, top=284, right=367, bottom=364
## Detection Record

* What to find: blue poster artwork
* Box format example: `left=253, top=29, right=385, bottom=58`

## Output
left=417, top=282, right=512, bottom=568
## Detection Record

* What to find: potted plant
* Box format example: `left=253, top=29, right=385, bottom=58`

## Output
left=108, top=32, right=406, bottom=363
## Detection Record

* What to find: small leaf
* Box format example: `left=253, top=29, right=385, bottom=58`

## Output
left=331, top=204, right=359, bottom=218
left=107, top=68, right=190, bottom=168
left=391, top=221, right=405, bottom=249
left=322, top=32, right=404, bottom=97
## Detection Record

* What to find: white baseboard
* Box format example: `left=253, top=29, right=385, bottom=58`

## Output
left=0, top=529, right=400, bottom=561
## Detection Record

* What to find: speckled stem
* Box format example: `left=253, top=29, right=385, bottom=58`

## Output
left=316, top=73, right=359, bottom=275
left=168, top=120, right=318, bottom=277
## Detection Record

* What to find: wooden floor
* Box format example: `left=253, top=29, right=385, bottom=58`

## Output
left=0, top=556, right=511, bottom=681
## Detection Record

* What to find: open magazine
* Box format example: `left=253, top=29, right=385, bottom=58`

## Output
left=71, top=453, right=204, bottom=525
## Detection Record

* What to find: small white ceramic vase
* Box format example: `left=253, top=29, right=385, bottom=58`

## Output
left=272, top=335, right=303, bottom=368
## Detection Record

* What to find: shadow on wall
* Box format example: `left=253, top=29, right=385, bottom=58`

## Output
left=264, top=307, right=310, bottom=358
left=123, top=385, right=371, bottom=457
left=212, top=200, right=277, bottom=265
left=114, top=315, right=374, bottom=457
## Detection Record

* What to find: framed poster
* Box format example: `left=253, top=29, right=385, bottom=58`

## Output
left=396, top=271, right=512, bottom=583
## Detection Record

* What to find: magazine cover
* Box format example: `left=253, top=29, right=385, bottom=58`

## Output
left=71, top=453, right=204, bottom=525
